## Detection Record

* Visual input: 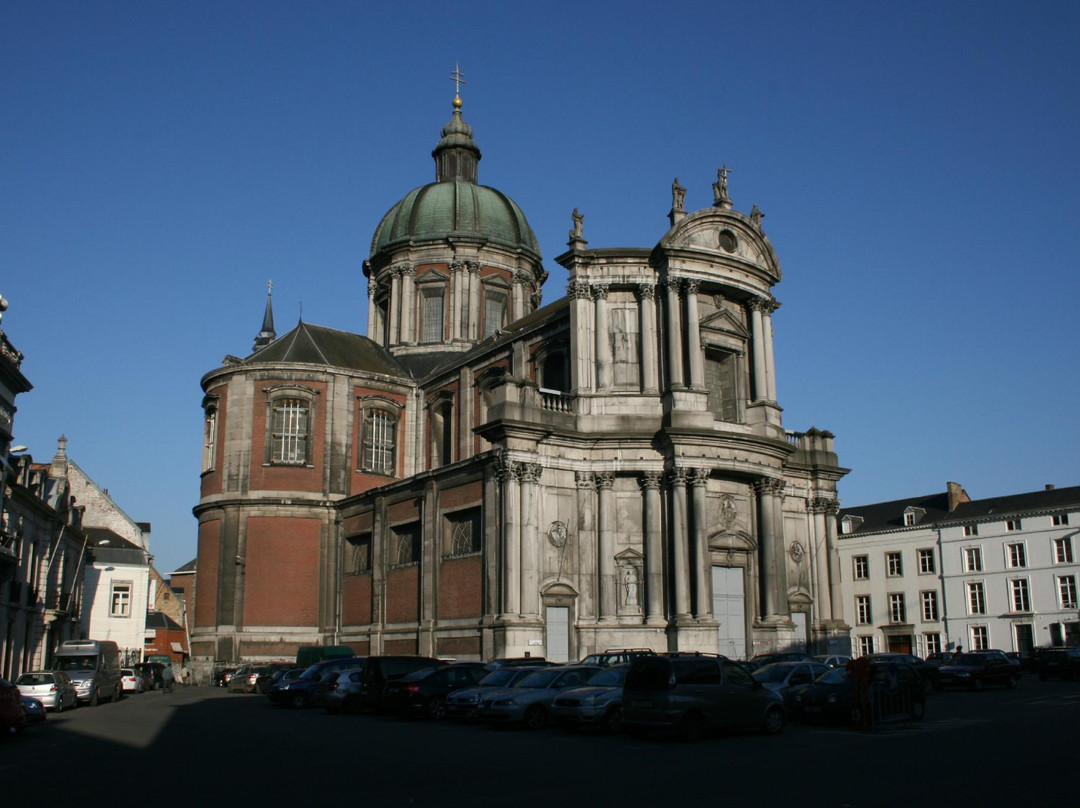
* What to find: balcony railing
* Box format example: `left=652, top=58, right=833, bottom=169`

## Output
left=538, top=388, right=574, bottom=414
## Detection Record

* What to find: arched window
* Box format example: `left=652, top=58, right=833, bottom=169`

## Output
left=431, top=399, right=453, bottom=468
left=483, top=289, right=507, bottom=338
left=361, top=408, right=396, bottom=475
left=271, top=398, right=309, bottom=464
left=420, top=286, right=445, bottom=343
left=202, top=406, right=218, bottom=472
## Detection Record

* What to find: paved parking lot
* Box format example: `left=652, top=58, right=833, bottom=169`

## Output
left=4, top=676, right=1078, bottom=805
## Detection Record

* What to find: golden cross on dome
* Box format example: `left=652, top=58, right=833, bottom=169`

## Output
left=450, top=63, right=466, bottom=100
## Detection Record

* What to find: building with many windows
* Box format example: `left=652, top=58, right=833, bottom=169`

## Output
left=192, top=93, right=849, bottom=668
left=838, top=483, right=1080, bottom=657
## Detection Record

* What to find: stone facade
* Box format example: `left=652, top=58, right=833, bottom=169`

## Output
left=192, top=98, right=850, bottom=666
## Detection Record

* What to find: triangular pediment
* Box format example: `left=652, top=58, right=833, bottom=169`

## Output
left=700, top=307, right=749, bottom=339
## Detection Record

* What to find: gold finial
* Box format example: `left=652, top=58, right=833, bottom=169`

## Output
left=450, top=62, right=465, bottom=107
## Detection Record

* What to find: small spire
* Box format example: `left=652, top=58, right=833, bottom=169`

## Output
left=253, top=280, right=276, bottom=352
left=433, top=64, right=481, bottom=183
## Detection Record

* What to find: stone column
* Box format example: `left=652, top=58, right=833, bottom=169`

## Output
left=762, top=300, right=779, bottom=401
left=568, top=282, right=593, bottom=392
left=594, top=283, right=611, bottom=391
left=664, top=278, right=684, bottom=389
left=596, top=471, right=616, bottom=621
left=810, top=498, right=833, bottom=621
left=748, top=299, right=768, bottom=402
left=637, top=283, right=659, bottom=394
left=400, top=264, right=416, bottom=345
left=640, top=472, right=664, bottom=623
left=754, top=477, right=786, bottom=619
left=519, top=463, right=542, bottom=618
left=366, top=281, right=377, bottom=341
left=513, top=272, right=528, bottom=322
left=824, top=499, right=844, bottom=623
left=685, top=280, right=705, bottom=390
left=575, top=471, right=597, bottom=620
left=467, top=262, right=481, bottom=341
left=690, top=467, right=711, bottom=619
left=388, top=267, right=402, bottom=345
left=499, top=454, right=521, bottom=617
left=670, top=467, right=692, bottom=619
left=450, top=261, right=463, bottom=342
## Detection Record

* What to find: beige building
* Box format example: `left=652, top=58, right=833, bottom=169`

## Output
left=193, top=96, right=850, bottom=666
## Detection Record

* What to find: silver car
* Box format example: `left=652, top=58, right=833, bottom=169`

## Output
left=14, top=671, right=78, bottom=712
left=552, top=664, right=629, bottom=732
left=478, top=666, right=601, bottom=729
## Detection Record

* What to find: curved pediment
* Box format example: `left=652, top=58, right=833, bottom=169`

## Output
left=659, top=209, right=781, bottom=282
left=709, top=529, right=756, bottom=552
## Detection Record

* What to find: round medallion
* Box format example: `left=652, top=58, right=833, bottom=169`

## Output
left=718, top=230, right=737, bottom=253
left=548, top=521, right=569, bottom=548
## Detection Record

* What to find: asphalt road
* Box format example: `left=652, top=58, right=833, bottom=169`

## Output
left=3, top=677, right=1078, bottom=806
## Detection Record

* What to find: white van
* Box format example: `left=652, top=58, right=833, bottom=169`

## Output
left=52, top=639, right=123, bottom=706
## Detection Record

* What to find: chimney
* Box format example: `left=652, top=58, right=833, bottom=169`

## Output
left=947, top=481, right=970, bottom=511
left=1045, top=484, right=1055, bottom=491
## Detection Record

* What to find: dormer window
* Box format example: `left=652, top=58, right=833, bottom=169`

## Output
left=842, top=515, right=864, bottom=535
left=903, top=506, right=926, bottom=527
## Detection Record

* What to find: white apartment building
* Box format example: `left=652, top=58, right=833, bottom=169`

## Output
left=837, top=483, right=1079, bottom=658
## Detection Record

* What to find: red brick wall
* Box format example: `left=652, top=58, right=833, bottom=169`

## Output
left=438, top=636, right=481, bottom=657
left=341, top=512, right=373, bottom=536
left=194, top=520, right=221, bottom=629
left=438, top=556, right=482, bottom=619
left=385, top=637, right=418, bottom=655
left=441, top=481, right=482, bottom=510
left=242, top=516, right=321, bottom=626
left=388, top=500, right=420, bottom=524
left=385, top=565, right=419, bottom=624
left=350, top=387, right=408, bottom=493
left=341, top=574, right=372, bottom=626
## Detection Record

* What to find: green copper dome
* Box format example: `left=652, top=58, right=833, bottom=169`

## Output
left=369, top=101, right=541, bottom=261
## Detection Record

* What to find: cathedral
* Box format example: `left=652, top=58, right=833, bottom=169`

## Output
left=191, top=89, right=850, bottom=666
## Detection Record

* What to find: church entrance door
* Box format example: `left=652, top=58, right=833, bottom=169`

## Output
left=712, top=566, right=746, bottom=659
left=545, top=606, right=569, bottom=663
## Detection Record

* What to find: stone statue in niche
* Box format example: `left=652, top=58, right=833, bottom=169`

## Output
left=671, top=177, right=686, bottom=211
left=623, top=565, right=640, bottom=607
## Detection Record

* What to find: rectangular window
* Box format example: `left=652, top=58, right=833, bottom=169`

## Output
left=857, top=636, right=875, bottom=657
left=1010, top=578, right=1031, bottom=612
left=202, top=409, right=217, bottom=472
left=886, top=552, right=903, bottom=577
left=971, top=625, right=989, bottom=651
left=348, top=535, right=372, bottom=574
left=483, top=290, right=507, bottom=338
left=918, top=548, right=935, bottom=574
left=924, top=633, right=942, bottom=655
left=855, top=595, right=871, bottom=625
left=1007, top=542, right=1027, bottom=568
left=1059, top=575, right=1078, bottom=609
left=704, top=349, right=739, bottom=422
left=443, top=509, right=482, bottom=557
left=1006, top=519, right=1022, bottom=532
left=271, top=398, right=308, bottom=464
left=964, top=547, right=983, bottom=573
left=853, top=555, right=869, bottom=580
left=889, top=593, right=906, bottom=623
left=362, top=409, right=396, bottom=474
left=968, top=581, right=986, bottom=615
left=1051, top=514, right=1069, bottom=526
left=1054, top=537, right=1074, bottom=564
left=921, top=591, right=939, bottom=621
left=963, top=524, right=979, bottom=537
left=420, top=287, right=445, bottom=343
left=391, top=523, right=421, bottom=567
left=610, top=303, right=641, bottom=391
left=110, top=583, right=132, bottom=617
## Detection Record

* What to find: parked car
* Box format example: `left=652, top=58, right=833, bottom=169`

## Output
left=937, top=650, right=1020, bottom=691
left=14, top=671, right=78, bottom=711
left=752, top=661, right=830, bottom=705
left=131, top=662, right=161, bottom=690
left=445, top=666, right=547, bottom=719
left=579, top=649, right=655, bottom=667
left=743, top=651, right=816, bottom=672
left=120, top=669, right=145, bottom=694
left=813, top=654, right=851, bottom=668
left=477, top=665, right=601, bottom=729
left=255, top=664, right=302, bottom=694
left=1037, top=647, right=1080, bottom=681
left=318, top=655, right=442, bottom=713
left=212, top=665, right=237, bottom=688
left=268, top=657, right=366, bottom=708
left=483, top=657, right=554, bottom=670
left=1, top=677, right=25, bottom=734
left=866, top=652, right=941, bottom=693
left=20, top=696, right=46, bottom=726
left=793, top=660, right=926, bottom=725
left=622, top=653, right=786, bottom=741
left=382, top=663, right=489, bottom=719
left=228, top=664, right=271, bottom=693
left=552, top=664, right=629, bottom=733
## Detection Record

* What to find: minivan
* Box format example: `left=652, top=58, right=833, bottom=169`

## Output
left=52, top=639, right=122, bottom=706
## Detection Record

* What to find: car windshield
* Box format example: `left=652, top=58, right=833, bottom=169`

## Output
left=55, top=656, right=97, bottom=671
left=517, top=669, right=561, bottom=689
left=953, top=653, right=987, bottom=666
left=587, top=667, right=628, bottom=687
left=478, top=669, right=522, bottom=687
left=16, top=673, right=53, bottom=686
left=818, top=667, right=849, bottom=685
left=753, top=664, right=796, bottom=684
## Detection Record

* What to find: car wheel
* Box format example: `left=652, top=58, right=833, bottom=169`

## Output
left=1006, top=675, right=1018, bottom=689
left=523, top=705, right=547, bottom=730
left=89, top=690, right=99, bottom=707
left=676, top=711, right=706, bottom=742
left=603, top=706, right=624, bottom=734
left=762, top=706, right=785, bottom=735
left=426, top=697, right=447, bottom=721
left=54, top=698, right=63, bottom=714
left=291, top=692, right=309, bottom=709
left=910, top=700, right=926, bottom=721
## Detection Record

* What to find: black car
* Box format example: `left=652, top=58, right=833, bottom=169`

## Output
left=268, top=657, right=366, bottom=708
left=622, top=653, right=786, bottom=741
left=1037, top=647, right=1080, bottom=681
left=317, top=655, right=442, bottom=713
left=383, top=663, right=490, bottom=718
left=793, top=660, right=926, bottom=725
left=866, top=652, right=940, bottom=693
left=255, top=664, right=303, bottom=694
left=743, top=652, right=816, bottom=673
left=937, top=650, right=1020, bottom=691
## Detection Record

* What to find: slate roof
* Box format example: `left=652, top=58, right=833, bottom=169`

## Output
left=245, top=321, right=408, bottom=378
left=837, top=493, right=953, bottom=535
left=945, top=485, right=1080, bottom=523
left=86, top=527, right=146, bottom=563
left=146, top=611, right=184, bottom=631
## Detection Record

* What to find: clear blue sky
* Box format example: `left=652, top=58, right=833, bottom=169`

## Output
left=3, top=1, right=1078, bottom=575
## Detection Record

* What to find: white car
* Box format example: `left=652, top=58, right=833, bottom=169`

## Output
left=120, top=668, right=146, bottom=693
left=14, top=671, right=78, bottom=712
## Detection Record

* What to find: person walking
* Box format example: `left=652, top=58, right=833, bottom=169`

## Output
left=161, top=663, right=175, bottom=694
